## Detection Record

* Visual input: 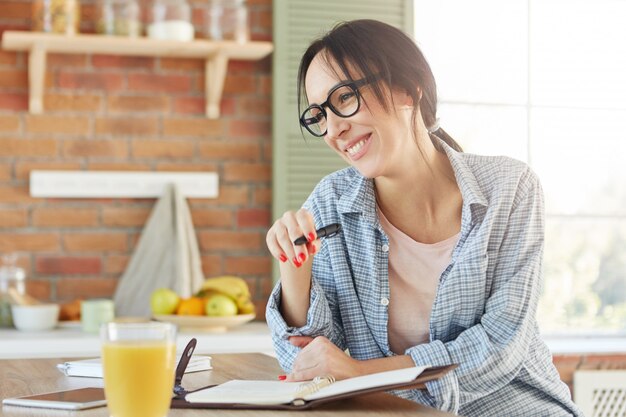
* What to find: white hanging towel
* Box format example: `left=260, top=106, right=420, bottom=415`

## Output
left=113, top=183, right=204, bottom=317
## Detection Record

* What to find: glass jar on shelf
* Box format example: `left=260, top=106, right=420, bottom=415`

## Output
left=96, top=0, right=141, bottom=37
left=32, top=0, right=81, bottom=35
left=0, top=253, right=26, bottom=328
left=205, top=0, right=248, bottom=43
left=147, top=0, right=194, bottom=41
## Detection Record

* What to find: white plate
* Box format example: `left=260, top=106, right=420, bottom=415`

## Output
left=152, top=314, right=255, bottom=332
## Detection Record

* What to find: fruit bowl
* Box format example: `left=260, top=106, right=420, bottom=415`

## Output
left=152, top=313, right=255, bottom=332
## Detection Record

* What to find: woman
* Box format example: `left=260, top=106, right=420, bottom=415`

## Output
left=265, top=19, right=582, bottom=416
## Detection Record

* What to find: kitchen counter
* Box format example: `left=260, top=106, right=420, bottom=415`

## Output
left=0, top=321, right=274, bottom=359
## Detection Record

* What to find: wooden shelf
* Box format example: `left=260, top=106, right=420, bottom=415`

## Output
left=1, top=31, right=273, bottom=118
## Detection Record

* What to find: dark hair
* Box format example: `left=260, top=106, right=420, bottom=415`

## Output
left=297, top=19, right=463, bottom=153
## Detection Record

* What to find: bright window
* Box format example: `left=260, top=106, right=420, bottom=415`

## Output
left=415, top=0, right=626, bottom=335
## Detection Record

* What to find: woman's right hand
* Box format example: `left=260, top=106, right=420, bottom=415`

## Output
left=266, top=209, right=319, bottom=327
left=266, top=208, right=319, bottom=269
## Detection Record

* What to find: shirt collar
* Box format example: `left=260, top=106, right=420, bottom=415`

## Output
left=336, top=137, right=488, bottom=225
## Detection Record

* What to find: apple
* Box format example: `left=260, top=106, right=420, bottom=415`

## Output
left=204, top=294, right=238, bottom=317
left=150, top=288, right=180, bottom=315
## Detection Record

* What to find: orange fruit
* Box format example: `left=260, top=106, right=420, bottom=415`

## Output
left=176, top=297, right=204, bottom=316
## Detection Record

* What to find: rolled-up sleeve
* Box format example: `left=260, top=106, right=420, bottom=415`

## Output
left=404, top=168, right=545, bottom=413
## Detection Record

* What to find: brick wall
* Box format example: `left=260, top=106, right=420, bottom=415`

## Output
left=0, top=0, right=274, bottom=319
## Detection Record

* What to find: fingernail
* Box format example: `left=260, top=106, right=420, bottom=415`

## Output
left=293, top=258, right=301, bottom=267
left=307, top=232, right=315, bottom=242
left=278, top=375, right=287, bottom=381
left=298, top=252, right=306, bottom=262
left=279, top=254, right=287, bottom=263
left=310, top=245, right=317, bottom=254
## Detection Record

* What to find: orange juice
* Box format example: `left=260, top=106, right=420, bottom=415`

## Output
left=102, top=341, right=175, bottom=417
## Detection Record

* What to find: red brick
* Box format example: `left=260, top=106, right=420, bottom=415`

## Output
left=247, top=0, right=272, bottom=6
left=104, top=255, right=129, bottom=275
left=127, top=74, right=191, bottom=93
left=63, top=139, right=128, bottom=158
left=44, top=93, right=101, bottom=112
left=198, top=231, right=262, bottom=251
left=95, top=117, right=159, bottom=136
left=57, top=72, right=124, bottom=90
left=198, top=141, right=260, bottom=161
left=0, top=92, right=28, bottom=111
left=254, top=187, right=271, bottom=205
left=221, top=74, right=257, bottom=94
left=25, top=280, right=52, bottom=302
left=201, top=254, right=223, bottom=277
left=0, top=69, right=27, bottom=89
left=228, top=119, right=271, bottom=138
left=0, top=184, right=42, bottom=203
left=237, top=208, right=270, bottom=228
left=579, top=354, right=626, bottom=369
left=107, top=95, right=169, bottom=113
left=0, top=208, right=27, bottom=228
left=223, top=162, right=271, bottom=182
left=88, top=162, right=151, bottom=171
left=0, top=2, right=35, bottom=19
left=32, top=207, right=99, bottom=227
left=238, top=97, right=271, bottom=117
left=0, top=51, right=17, bottom=66
left=224, top=256, right=271, bottom=275
left=0, top=164, right=11, bottom=180
left=36, top=256, right=102, bottom=275
left=47, top=54, right=88, bottom=68
left=259, top=74, right=271, bottom=95
left=0, top=138, right=57, bottom=157
left=191, top=184, right=248, bottom=206
left=0, top=114, right=19, bottom=132
left=56, top=278, right=118, bottom=301
left=14, top=161, right=81, bottom=180
left=63, top=233, right=128, bottom=252
left=190, top=208, right=233, bottom=227
left=155, top=162, right=218, bottom=172
left=102, top=207, right=151, bottom=227
left=26, top=115, right=90, bottom=135
left=262, top=141, right=272, bottom=161
left=251, top=9, right=272, bottom=30
left=132, top=139, right=195, bottom=158
left=162, top=118, right=222, bottom=137
left=0, top=233, right=60, bottom=252
left=160, top=57, right=203, bottom=71
left=92, top=55, right=154, bottom=69
left=172, top=97, right=205, bottom=115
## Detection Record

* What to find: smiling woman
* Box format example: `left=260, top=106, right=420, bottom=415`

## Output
left=264, top=19, right=583, bottom=417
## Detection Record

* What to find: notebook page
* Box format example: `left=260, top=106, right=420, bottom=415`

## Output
left=304, top=366, right=428, bottom=401
left=185, top=380, right=303, bottom=405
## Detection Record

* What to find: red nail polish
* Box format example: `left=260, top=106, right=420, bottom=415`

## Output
left=279, top=254, right=287, bottom=262
left=293, top=258, right=301, bottom=267
left=307, top=232, right=315, bottom=242
left=278, top=375, right=287, bottom=381
left=298, top=252, right=306, bottom=262
left=310, top=245, right=317, bottom=254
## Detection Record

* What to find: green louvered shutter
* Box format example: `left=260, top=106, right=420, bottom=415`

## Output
left=272, top=0, right=413, bottom=280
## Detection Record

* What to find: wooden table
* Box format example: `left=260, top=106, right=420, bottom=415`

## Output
left=0, top=353, right=454, bottom=417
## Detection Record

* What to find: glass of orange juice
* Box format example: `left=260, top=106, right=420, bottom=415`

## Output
left=101, top=322, right=177, bottom=417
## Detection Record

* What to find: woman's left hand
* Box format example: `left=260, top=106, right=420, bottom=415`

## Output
left=285, top=336, right=363, bottom=382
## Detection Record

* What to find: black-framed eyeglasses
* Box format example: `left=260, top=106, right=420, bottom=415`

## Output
left=299, top=76, right=378, bottom=137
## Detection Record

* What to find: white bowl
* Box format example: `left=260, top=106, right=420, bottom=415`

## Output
left=11, top=304, right=60, bottom=331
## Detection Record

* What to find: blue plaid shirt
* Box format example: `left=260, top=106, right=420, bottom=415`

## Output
left=266, top=139, right=583, bottom=417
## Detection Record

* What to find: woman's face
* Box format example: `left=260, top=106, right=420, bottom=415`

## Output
left=304, top=53, right=416, bottom=179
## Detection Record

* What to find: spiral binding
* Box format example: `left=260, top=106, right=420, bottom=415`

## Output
left=294, top=375, right=336, bottom=400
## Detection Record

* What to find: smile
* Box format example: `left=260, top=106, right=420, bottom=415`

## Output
left=345, top=134, right=371, bottom=157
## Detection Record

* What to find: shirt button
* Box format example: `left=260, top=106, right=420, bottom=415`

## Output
left=382, top=244, right=389, bottom=252
left=380, top=297, right=389, bottom=306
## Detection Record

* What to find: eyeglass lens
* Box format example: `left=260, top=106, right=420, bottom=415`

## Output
left=302, top=84, right=360, bottom=136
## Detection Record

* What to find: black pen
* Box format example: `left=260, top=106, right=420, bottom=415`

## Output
left=293, top=223, right=342, bottom=245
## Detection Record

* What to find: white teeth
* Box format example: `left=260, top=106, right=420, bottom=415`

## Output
left=346, top=139, right=366, bottom=155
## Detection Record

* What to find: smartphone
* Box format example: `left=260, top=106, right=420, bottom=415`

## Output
left=2, top=387, right=106, bottom=410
